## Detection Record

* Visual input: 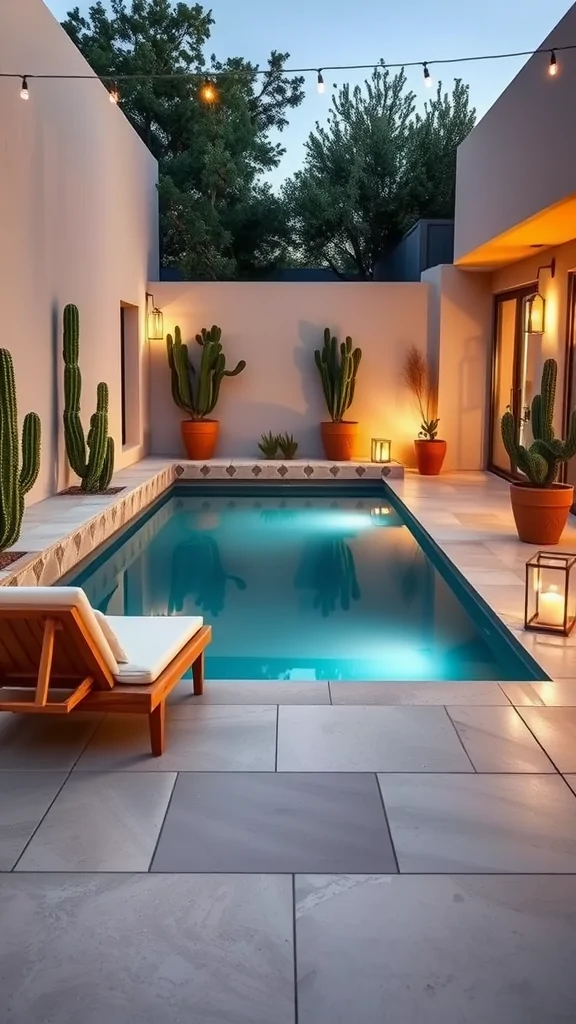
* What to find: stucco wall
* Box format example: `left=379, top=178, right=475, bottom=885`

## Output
left=454, top=3, right=576, bottom=262
left=0, top=0, right=158, bottom=502
left=148, top=282, right=430, bottom=465
left=422, top=266, right=493, bottom=471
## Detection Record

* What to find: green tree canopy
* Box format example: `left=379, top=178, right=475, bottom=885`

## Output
left=63, top=0, right=305, bottom=278
left=282, top=65, right=476, bottom=279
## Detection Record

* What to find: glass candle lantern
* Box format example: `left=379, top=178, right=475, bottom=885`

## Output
left=525, top=551, right=576, bottom=636
left=371, top=438, right=391, bottom=463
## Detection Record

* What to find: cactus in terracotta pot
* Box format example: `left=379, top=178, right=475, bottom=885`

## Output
left=314, top=328, right=362, bottom=460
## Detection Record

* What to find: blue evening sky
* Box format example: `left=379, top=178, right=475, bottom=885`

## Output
left=45, top=0, right=572, bottom=181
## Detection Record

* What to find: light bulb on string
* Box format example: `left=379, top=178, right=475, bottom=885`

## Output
left=199, top=81, right=218, bottom=104
left=317, top=70, right=325, bottom=94
left=422, top=62, right=432, bottom=88
left=109, top=85, right=119, bottom=104
left=549, top=50, right=558, bottom=76
left=20, top=76, right=29, bottom=100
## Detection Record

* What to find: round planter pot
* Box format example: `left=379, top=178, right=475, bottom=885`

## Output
left=414, top=439, right=447, bottom=476
left=320, top=421, right=359, bottom=461
left=181, top=419, right=219, bottom=460
left=509, top=482, right=574, bottom=545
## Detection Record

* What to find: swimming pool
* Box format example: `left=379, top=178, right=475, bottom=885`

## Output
left=65, top=484, right=546, bottom=682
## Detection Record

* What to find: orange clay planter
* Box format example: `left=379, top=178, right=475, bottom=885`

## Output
left=414, top=439, right=447, bottom=476
left=320, top=421, right=359, bottom=461
left=181, top=420, right=219, bottom=460
left=509, top=482, right=574, bottom=545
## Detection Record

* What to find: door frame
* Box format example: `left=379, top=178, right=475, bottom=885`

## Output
left=562, top=271, right=576, bottom=493
left=488, top=284, right=537, bottom=480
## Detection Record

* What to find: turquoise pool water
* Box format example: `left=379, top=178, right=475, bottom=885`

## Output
left=66, top=485, right=545, bottom=682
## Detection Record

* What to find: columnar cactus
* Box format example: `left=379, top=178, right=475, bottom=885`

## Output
left=501, top=358, right=576, bottom=486
left=166, top=325, right=246, bottom=419
left=62, top=303, right=114, bottom=492
left=314, top=328, right=362, bottom=422
left=0, top=349, right=41, bottom=550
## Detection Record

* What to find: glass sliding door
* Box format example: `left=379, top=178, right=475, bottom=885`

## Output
left=490, top=286, right=537, bottom=477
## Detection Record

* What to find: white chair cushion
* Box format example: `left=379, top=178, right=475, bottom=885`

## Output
left=93, top=610, right=128, bottom=663
left=105, top=615, right=204, bottom=685
left=0, top=586, right=119, bottom=676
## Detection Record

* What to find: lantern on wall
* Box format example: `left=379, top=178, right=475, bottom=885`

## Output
left=525, top=258, right=555, bottom=336
left=146, top=292, right=164, bottom=341
left=524, top=550, right=576, bottom=636
left=371, top=438, right=392, bottom=463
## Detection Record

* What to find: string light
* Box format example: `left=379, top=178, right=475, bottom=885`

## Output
left=109, top=85, right=119, bottom=103
left=20, top=76, right=29, bottom=100
left=199, top=82, right=218, bottom=103
left=549, top=49, right=558, bottom=76
left=422, top=62, right=432, bottom=87
left=317, top=70, right=325, bottom=94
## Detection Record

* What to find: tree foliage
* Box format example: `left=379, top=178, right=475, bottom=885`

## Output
left=63, top=0, right=305, bottom=278
left=282, top=65, right=476, bottom=279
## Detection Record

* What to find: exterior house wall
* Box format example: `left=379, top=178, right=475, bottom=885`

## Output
left=148, top=282, right=430, bottom=466
left=454, top=4, right=576, bottom=263
left=0, top=0, right=158, bottom=504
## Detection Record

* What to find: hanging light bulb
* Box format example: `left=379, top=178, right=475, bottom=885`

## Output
left=200, top=81, right=218, bottom=104
left=109, top=84, right=119, bottom=104
left=548, top=50, right=558, bottom=76
left=422, top=62, right=432, bottom=88
left=20, top=76, right=29, bottom=100
left=317, top=69, right=325, bottom=94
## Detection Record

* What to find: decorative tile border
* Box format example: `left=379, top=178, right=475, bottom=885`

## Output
left=174, top=459, right=403, bottom=482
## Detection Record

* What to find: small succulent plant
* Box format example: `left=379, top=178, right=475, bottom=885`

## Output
left=258, top=431, right=280, bottom=459
left=277, top=432, right=299, bottom=459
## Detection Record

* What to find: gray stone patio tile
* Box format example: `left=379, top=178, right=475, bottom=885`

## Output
left=0, top=772, right=67, bottom=870
left=170, top=680, right=330, bottom=706
left=75, top=706, right=277, bottom=772
left=517, top=707, right=576, bottom=772
left=152, top=773, right=395, bottom=873
left=15, top=772, right=175, bottom=871
left=277, top=706, right=473, bottom=771
left=499, top=683, right=546, bottom=706
left=446, top=707, right=555, bottom=772
left=295, top=874, right=576, bottom=1024
left=511, top=680, right=576, bottom=706
left=564, top=775, right=576, bottom=796
left=0, top=874, right=294, bottom=1024
left=329, top=682, right=509, bottom=705
left=0, top=714, right=103, bottom=771
left=378, top=773, right=576, bottom=872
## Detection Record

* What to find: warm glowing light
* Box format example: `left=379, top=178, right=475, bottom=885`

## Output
left=200, top=82, right=218, bottom=104
left=423, top=63, right=432, bottom=87
left=109, top=86, right=119, bottom=104
left=548, top=50, right=558, bottom=76
left=20, top=76, right=29, bottom=100
left=317, top=70, right=325, bottom=94
left=525, top=551, right=576, bottom=636
left=525, top=292, right=545, bottom=334
left=146, top=293, right=164, bottom=341
left=371, top=438, right=392, bottom=463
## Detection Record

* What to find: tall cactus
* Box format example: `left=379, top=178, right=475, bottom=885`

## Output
left=314, top=328, right=362, bottom=422
left=62, top=303, right=114, bottom=493
left=501, top=358, right=576, bottom=487
left=166, top=325, right=246, bottom=419
left=0, top=349, right=41, bottom=550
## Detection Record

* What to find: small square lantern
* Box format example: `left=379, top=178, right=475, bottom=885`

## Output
left=146, top=292, right=164, bottom=341
left=525, top=551, right=576, bottom=636
left=371, top=438, right=391, bottom=463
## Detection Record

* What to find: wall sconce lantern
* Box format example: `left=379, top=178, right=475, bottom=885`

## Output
left=371, top=438, right=392, bottom=463
left=525, top=257, right=555, bottom=335
left=525, top=550, right=576, bottom=636
left=146, top=292, right=164, bottom=341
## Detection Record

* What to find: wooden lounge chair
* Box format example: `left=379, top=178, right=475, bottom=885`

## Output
left=0, top=587, right=211, bottom=755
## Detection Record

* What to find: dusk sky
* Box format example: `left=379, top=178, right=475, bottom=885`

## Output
left=45, top=0, right=573, bottom=180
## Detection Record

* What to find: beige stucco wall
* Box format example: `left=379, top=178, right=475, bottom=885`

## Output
left=148, top=282, right=430, bottom=465
left=422, top=266, right=493, bottom=471
left=454, top=3, right=576, bottom=262
left=0, top=0, right=159, bottom=502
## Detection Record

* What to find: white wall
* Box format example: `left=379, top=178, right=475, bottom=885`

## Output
left=0, top=0, right=158, bottom=502
left=148, top=282, right=430, bottom=466
left=454, top=3, right=576, bottom=262
left=422, top=266, right=493, bottom=471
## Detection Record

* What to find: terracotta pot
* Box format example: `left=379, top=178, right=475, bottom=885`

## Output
left=414, top=439, right=447, bottom=476
left=509, top=482, right=574, bottom=544
left=181, top=419, right=219, bottom=460
left=320, top=421, right=359, bottom=461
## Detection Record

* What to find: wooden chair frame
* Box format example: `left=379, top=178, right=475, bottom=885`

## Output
left=0, top=604, right=211, bottom=755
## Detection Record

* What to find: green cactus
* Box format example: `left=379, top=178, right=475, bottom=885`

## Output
left=62, top=303, right=114, bottom=493
left=314, top=328, right=362, bottom=422
left=0, top=349, right=41, bottom=550
left=501, top=358, right=576, bottom=487
left=166, top=324, right=246, bottom=420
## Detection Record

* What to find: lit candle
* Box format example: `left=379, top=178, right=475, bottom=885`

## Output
left=539, top=585, right=565, bottom=627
